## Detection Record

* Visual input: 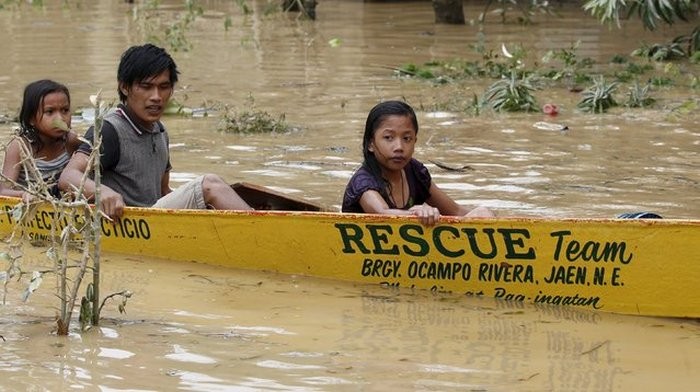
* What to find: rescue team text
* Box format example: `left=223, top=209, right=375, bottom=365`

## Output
left=334, top=223, right=633, bottom=263
left=335, top=223, right=535, bottom=259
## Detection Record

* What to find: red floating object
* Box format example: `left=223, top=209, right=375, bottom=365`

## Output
left=543, top=103, right=559, bottom=116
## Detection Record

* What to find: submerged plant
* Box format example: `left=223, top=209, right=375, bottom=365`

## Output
left=633, top=41, right=687, bottom=61
left=541, top=41, right=594, bottom=89
left=478, top=0, right=555, bottom=25
left=584, top=0, right=697, bottom=30
left=220, top=110, right=293, bottom=134
left=219, top=96, right=297, bottom=134
left=131, top=0, right=203, bottom=52
left=577, top=76, right=618, bottom=113
left=483, top=71, right=539, bottom=112
left=625, top=81, right=656, bottom=107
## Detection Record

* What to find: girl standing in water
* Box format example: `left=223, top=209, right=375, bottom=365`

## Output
left=342, top=100, right=494, bottom=226
left=0, top=80, right=81, bottom=201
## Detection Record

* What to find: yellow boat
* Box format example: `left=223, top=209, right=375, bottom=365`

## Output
left=1, top=184, right=698, bottom=319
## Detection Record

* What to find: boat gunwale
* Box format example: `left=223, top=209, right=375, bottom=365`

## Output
left=0, top=196, right=697, bottom=226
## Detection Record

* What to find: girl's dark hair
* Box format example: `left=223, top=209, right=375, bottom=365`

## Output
left=117, top=43, right=179, bottom=102
left=361, top=100, right=418, bottom=200
left=18, top=79, right=71, bottom=150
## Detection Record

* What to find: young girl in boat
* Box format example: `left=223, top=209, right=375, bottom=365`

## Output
left=0, top=79, right=81, bottom=202
left=342, top=100, right=495, bottom=226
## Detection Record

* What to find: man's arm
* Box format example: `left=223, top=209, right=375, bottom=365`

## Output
left=160, top=170, right=172, bottom=196
left=59, top=152, right=126, bottom=220
left=59, top=151, right=93, bottom=198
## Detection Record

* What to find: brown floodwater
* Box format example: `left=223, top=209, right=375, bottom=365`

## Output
left=0, top=0, right=699, bottom=390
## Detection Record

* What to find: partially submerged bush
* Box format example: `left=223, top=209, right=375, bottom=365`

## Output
left=626, top=81, right=656, bottom=107
left=633, top=41, right=687, bottom=61
left=577, top=76, right=618, bottom=113
left=219, top=108, right=296, bottom=134
left=483, top=71, right=539, bottom=112
left=541, top=41, right=595, bottom=88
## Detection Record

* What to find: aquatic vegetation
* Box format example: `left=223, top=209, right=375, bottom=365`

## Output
left=649, top=75, right=675, bottom=86
left=235, top=0, right=252, bottom=15
left=584, top=0, right=697, bottom=30
left=477, top=0, right=556, bottom=25
left=394, top=62, right=450, bottom=83
left=541, top=41, right=595, bottom=88
left=691, top=51, right=700, bottom=64
left=220, top=97, right=297, bottom=134
left=282, top=0, right=317, bottom=20
left=625, top=82, right=656, bottom=107
left=483, top=71, right=539, bottom=112
left=395, top=45, right=529, bottom=84
left=610, top=54, right=628, bottom=64
left=131, top=0, right=203, bottom=52
left=611, top=61, right=655, bottom=82
left=633, top=41, right=687, bottom=61
left=577, top=76, right=619, bottom=113
left=220, top=110, right=294, bottom=134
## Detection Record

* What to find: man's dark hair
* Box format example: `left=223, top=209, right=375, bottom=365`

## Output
left=117, top=44, right=179, bottom=102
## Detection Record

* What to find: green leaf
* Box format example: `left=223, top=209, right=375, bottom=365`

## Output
left=328, top=38, right=342, bottom=48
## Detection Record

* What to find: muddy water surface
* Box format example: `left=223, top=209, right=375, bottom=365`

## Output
left=0, top=1, right=699, bottom=390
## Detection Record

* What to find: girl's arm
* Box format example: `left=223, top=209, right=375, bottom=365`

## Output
left=65, top=131, right=83, bottom=155
left=427, top=182, right=495, bottom=217
left=359, top=189, right=441, bottom=226
left=0, top=138, right=28, bottom=198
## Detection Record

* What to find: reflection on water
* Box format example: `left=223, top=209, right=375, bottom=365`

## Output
left=0, top=1, right=699, bottom=390
left=2, top=255, right=699, bottom=391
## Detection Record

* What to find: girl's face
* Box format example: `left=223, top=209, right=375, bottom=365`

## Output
left=32, top=91, right=71, bottom=140
left=369, top=114, right=417, bottom=174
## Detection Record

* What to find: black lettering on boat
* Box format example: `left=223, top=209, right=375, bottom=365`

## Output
left=543, top=265, right=587, bottom=285
left=407, top=261, right=471, bottom=281
left=101, top=217, right=151, bottom=240
left=360, top=258, right=401, bottom=278
left=478, top=262, right=534, bottom=283
left=551, top=230, right=632, bottom=264
left=534, top=291, right=602, bottom=309
left=494, top=287, right=526, bottom=301
left=611, top=267, right=622, bottom=286
left=593, top=267, right=606, bottom=285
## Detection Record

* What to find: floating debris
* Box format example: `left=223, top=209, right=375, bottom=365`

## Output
left=533, top=121, right=569, bottom=131
left=429, top=160, right=475, bottom=172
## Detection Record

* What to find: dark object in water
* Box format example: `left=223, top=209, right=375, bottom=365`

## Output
left=617, top=212, right=663, bottom=219
left=429, top=160, right=474, bottom=172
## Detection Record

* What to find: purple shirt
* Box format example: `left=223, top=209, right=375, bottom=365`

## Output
left=342, top=158, right=432, bottom=213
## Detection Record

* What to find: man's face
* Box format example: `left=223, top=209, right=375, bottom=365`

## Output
left=120, top=70, right=173, bottom=127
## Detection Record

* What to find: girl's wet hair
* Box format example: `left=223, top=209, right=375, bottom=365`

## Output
left=361, top=100, right=418, bottom=199
left=117, top=43, right=179, bottom=102
left=18, top=79, right=71, bottom=149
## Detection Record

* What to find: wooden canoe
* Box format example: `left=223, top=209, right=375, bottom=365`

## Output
left=0, top=187, right=698, bottom=319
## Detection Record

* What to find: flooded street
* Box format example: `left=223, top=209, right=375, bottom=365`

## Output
left=2, top=254, right=700, bottom=391
left=0, top=0, right=699, bottom=390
